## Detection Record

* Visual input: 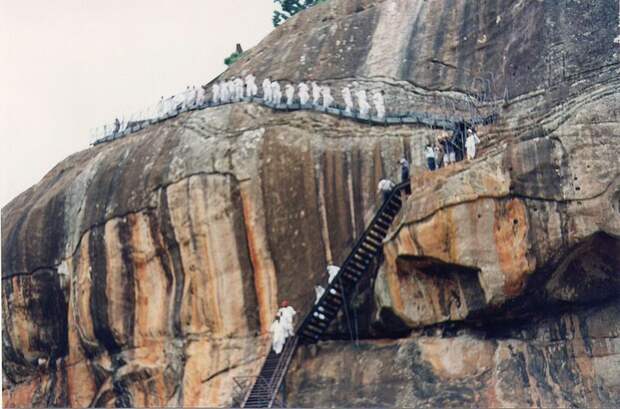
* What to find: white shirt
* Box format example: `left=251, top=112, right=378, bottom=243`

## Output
left=377, top=179, right=395, bottom=193
left=277, top=306, right=296, bottom=327
left=372, top=91, right=384, bottom=106
left=342, top=87, right=353, bottom=108
left=466, top=133, right=480, bottom=148
left=314, top=286, right=325, bottom=304
left=424, top=146, right=436, bottom=159
left=327, top=265, right=340, bottom=283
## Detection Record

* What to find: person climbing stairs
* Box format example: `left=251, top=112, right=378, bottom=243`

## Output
left=241, top=180, right=411, bottom=408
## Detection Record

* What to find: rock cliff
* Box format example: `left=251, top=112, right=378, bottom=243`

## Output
left=2, top=0, right=619, bottom=407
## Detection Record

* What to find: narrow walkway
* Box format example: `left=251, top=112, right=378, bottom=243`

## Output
left=91, top=96, right=497, bottom=146
left=240, top=181, right=411, bottom=408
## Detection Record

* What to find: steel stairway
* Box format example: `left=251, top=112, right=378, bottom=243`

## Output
left=241, top=181, right=410, bottom=408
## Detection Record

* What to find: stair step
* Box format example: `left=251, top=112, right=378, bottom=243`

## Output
left=324, top=296, right=342, bottom=305
left=360, top=241, right=378, bottom=251
left=342, top=272, right=360, bottom=282
left=375, top=220, right=390, bottom=230
left=349, top=260, right=368, bottom=271
left=370, top=226, right=387, bottom=236
left=385, top=208, right=399, bottom=217
left=353, top=252, right=372, bottom=263
left=379, top=211, right=394, bottom=220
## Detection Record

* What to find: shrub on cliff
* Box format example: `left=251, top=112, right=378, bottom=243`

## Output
left=272, top=0, right=327, bottom=26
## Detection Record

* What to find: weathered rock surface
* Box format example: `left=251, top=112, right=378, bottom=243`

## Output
left=288, top=300, right=620, bottom=408
left=2, top=0, right=619, bottom=407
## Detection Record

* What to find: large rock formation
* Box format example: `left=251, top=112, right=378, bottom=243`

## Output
left=3, top=0, right=619, bottom=407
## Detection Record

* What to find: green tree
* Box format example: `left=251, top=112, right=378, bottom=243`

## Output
left=224, top=43, right=244, bottom=66
left=272, top=0, right=327, bottom=27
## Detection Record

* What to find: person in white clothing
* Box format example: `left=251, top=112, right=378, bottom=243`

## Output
left=165, top=97, right=174, bottom=115
left=356, top=89, right=371, bottom=117
left=372, top=90, right=386, bottom=120
left=196, top=86, right=205, bottom=106
left=212, top=84, right=221, bottom=105
left=157, top=96, right=166, bottom=118
left=174, top=92, right=185, bottom=112
left=188, top=86, right=195, bottom=107
left=262, top=78, right=272, bottom=103
left=311, top=82, right=321, bottom=106
left=314, top=285, right=325, bottom=304
left=181, top=86, right=192, bottom=110
left=377, top=179, right=395, bottom=202
left=269, top=316, right=287, bottom=354
left=271, top=81, right=282, bottom=105
left=231, top=77, right=243, bottom=101
left=285, top=84, right=295, bottom=105
left=425, top=144, right=436, bottom=171
left=219, top=81, right=230, bottom=103
left=322, top=86, right=334, bottom=109
left=245, top=74, right=258, bottom=98
left=327, top=264, right=340, bottom=283
left=298, top=82, right=310, bottom=105
left=342, top=86, right=354, bottom=114
left=277, top=300, right=297, bottom=337
left=465, top=128, right=480, bottom=160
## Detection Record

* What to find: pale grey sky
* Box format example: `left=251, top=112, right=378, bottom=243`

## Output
left=0, top=0, right=275, bottom=206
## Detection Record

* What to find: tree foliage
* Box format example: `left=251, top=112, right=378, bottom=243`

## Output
left=224, top=51, right=243, bottom=66
left=272, top=0, right=327, bottom=27
left=224, top=44, right=244, bottom=66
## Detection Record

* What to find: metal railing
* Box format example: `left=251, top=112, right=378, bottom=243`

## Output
left=88, top=74, right=500, bottom=147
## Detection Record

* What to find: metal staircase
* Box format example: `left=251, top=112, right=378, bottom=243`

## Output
left=240, top=181, right=410, bottom=408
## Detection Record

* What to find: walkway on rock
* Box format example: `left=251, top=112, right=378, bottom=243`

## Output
left=240, top=181, right=411, bottom=408
left=91, top=96, right=498, bottom=146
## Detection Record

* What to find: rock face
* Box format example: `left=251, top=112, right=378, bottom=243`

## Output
left=2, top=0, right=619, bottom=407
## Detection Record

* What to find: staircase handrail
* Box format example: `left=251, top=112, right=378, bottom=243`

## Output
left=296, top=180, right=410, bottom=337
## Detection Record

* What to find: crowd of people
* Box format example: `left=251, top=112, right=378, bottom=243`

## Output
left=93, top=75, right=485, bottom=173
left=209, top=75, right=386, bottom=119
left=270, top=263, right=342, bottom=354
left=271, top=149, right=494, bottom=354
left=91, top=74, right=394, bottom=144
left=425, top=125, right=481, bottom=171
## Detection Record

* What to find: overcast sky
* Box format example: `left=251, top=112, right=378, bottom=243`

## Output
left=0, top=0, right=275, bottom=207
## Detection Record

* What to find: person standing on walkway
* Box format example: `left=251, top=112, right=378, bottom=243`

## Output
left=233, top=77, right=245, bottom=101
left=212, top=83, right=220, bottom=105
left=342, top=86, right=354, bottom=114
left=271, top=81, right=282, bottom=105
left=220, top=81, right=230, bottom=103
left=465, top=128, right=480, bottom=160
left=356, top=88, right=370, bottom=117
left=372, top=90, right=386, bottom=120
left=312, top=82, right=322, bottom=106
left=245, top=74, right=258, bottom=98
left=285, top=84, right=295, bottom=105
left=262, top=78, right=272, bottom=103
left=322, top=86, right=334, bottom=109
left=113, top=118, right=120, bottom=135
left=400, top=158, right=411, bottom=194
left=298, top=82, right=310, bottom=105
left=434, top=143, right=443, bottom=169
left=425, top=144, right=436, bottom=171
